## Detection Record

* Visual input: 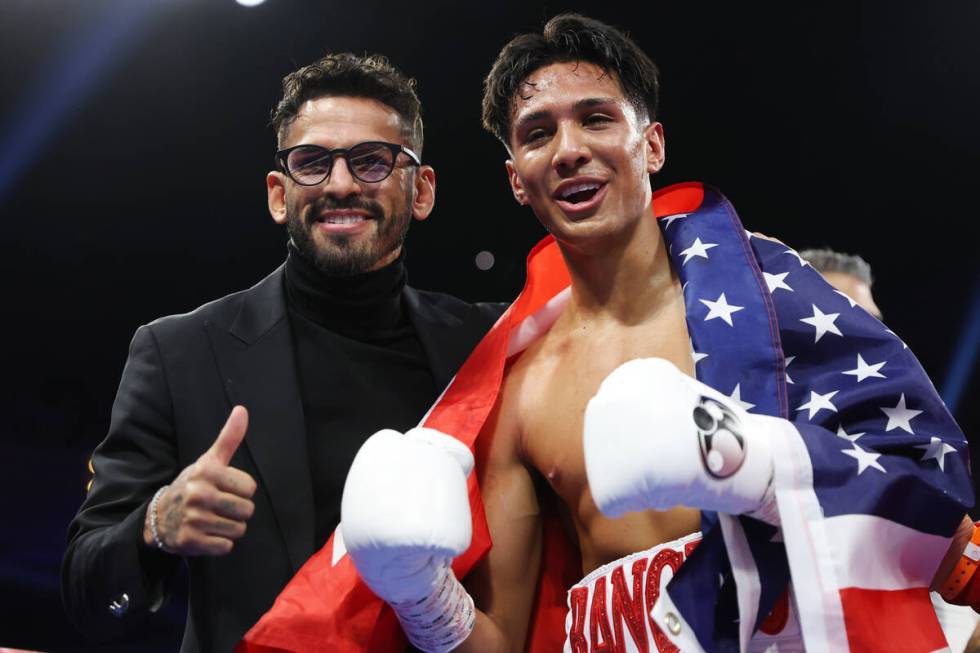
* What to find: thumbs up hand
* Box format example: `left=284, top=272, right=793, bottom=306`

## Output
left=142, top=406, right=258, bottom=556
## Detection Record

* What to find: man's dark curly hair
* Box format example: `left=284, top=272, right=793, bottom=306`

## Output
left=482, top=14, right=660, bottom=147
left=271, top=53, right=423, bottom=154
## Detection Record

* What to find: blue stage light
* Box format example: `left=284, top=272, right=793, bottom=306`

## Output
left=0, top=1, right=162, bottom=203
left=941, top=273, right=980, bottom=416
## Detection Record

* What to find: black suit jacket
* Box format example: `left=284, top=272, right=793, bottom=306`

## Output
left=62, top=265, right=505, bottom=653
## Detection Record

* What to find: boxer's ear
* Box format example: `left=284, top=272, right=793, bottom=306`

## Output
left=644, top=121, right=666, bottom=174
left=505, top=160, right=528, bottom=205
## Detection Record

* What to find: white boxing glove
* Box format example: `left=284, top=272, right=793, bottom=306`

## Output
left=341, top=427, right=475, bottom=652
left=584, top=358, right=779, bottom=522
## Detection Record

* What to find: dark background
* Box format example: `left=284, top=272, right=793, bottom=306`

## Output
left=2, top=1, right=978, bottom=650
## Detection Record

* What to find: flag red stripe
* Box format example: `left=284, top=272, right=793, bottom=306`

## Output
left=839, top=587, right=947, bottom=652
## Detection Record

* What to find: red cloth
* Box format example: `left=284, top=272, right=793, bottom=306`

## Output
left=237, top=184, right=706, bottom=653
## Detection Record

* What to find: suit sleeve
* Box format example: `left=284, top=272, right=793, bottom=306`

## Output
left=61, top=324, right=183, bottom=639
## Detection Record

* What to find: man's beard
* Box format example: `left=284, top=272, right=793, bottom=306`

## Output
left=286, top=191, right=412, bottom=277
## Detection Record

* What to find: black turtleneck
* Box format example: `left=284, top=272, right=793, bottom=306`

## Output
left=284, top=242, right=437, bottom=549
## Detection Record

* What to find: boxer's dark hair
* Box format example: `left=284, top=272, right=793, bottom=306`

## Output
left=272, top=52, right=423, bottom=154
left=481, top=14, right=660, bottom=147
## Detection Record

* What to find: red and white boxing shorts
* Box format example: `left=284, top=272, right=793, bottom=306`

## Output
left=564, top=532, right=802, bottom=652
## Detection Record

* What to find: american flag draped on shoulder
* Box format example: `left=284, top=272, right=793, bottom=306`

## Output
left=239, top=182, right=972, bottom=653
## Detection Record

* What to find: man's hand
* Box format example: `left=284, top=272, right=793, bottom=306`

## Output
left=142, top=405, right=257, bottom=555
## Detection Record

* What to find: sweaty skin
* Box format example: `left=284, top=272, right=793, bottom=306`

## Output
left=456, top=60, right=973, bottom=652
left=501, top=269, right=701, bottom=573
left=457, top=62, right=700, bottom=652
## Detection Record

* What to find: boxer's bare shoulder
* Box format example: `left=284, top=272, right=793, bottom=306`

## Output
left=466, top=288, right=702, bottom=648
left=511, top=302, right=701, bottom=572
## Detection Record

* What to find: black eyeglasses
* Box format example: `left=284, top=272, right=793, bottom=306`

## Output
left=275, top=141, right=421, bottom=185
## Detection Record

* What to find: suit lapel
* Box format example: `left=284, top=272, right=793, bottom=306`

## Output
left=207, top=266, right=314, bottom=573
left=405, top=288, right=477, bottom=392
left=207, top=278, right=488, bottom=572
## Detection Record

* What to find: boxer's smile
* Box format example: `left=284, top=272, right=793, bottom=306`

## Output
left=553, top=177, right=608, bottom=220
left=505, top=61, right=665, bottom=243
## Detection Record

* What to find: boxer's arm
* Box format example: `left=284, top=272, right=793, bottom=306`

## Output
left=458, top=389, right=543, bottom=653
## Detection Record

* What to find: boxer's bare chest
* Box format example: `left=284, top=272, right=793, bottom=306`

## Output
left=512, top=299, right=702, bottom=572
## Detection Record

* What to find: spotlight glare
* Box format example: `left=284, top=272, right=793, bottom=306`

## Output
left=236, top=0, right=267, bottom=6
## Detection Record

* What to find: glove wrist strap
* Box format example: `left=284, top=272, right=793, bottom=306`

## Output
left=745, top=476, right=780, bottom=526
left=391, top=562, right=475, bottom=653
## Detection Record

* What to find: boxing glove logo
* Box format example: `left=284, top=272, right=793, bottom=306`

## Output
left=693, top=396, right=747, bottom=478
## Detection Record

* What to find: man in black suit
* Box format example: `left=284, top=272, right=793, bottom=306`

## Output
left=61, top=53, right=503, bottom=652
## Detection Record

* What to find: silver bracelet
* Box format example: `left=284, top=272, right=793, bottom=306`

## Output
left=148, top=485, right=169, bottom=551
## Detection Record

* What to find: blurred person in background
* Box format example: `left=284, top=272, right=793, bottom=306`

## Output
left=803, top=246, right=980, bottom=653
left=800, top=248, right=882, bottom=319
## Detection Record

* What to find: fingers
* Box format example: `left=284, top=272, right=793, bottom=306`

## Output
left=153, top=406, right=257, bottom=557
left=210, top=491, right=255, bottom=522
left=186, top=509, right=249, bottom=540
left=192, top=461, right=255, bottom=500
left=214, top=465, right=257, bottom=498
left=198, top=405, right=256, bottom=497
left=183, top=481, right=255, bottom=521
left=206, top=405, right=249, bottom=466
left=157, top=484, right=254, bottom=556
left=196, top=537, right=236, bottom=556
left=171, top=533, right=237, bottom=557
